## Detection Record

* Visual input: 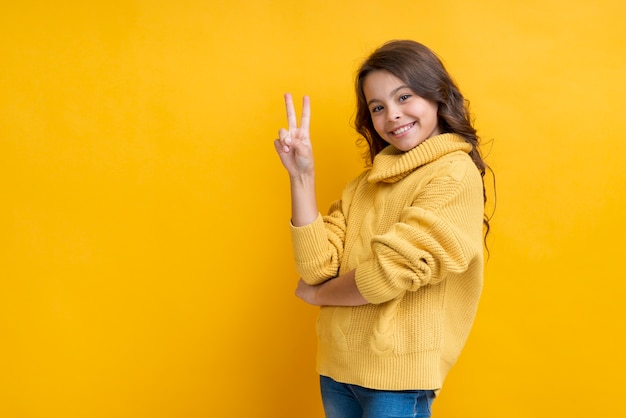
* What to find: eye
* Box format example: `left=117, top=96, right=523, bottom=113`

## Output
left=399, top=94, right=411, bottom=102
left=371, top=105, right=383, bottom=113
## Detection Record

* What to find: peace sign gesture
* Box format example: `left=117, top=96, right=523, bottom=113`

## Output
left=274, top=93, right=313, bottom=179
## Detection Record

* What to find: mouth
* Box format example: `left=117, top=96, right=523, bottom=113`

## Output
left=390, top=122, right=415, bottom=136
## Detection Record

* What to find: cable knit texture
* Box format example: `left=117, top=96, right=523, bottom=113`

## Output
left=290, top=133, right=485, bottom=391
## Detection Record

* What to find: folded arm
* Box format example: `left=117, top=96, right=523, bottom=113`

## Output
left=295, top=269, right=368, bottom=306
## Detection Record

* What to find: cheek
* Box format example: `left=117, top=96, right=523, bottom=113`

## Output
left=423, top=103, right=440, bottom=123
left=371, top=116, right=386, bottom=136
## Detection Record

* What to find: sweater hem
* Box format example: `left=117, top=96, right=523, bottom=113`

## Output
left=316, top=345, right=447, bottom=391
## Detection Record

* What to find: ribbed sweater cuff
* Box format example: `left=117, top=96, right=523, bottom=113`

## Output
left=355, top=260, right=400, bottom=304
left=290, top=213, right=325, bottom=259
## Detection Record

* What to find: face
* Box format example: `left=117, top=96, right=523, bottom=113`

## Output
left=362, top=70, right=441, bottom=152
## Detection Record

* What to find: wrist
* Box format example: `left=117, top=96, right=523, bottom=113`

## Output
left=290, top=170, right=316, bottom=185
left=310, top=282, right=324, bottom=306
left=290, top=172, right=318, bottom=227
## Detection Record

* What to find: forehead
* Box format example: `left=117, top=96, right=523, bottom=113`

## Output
left=363, top=70, right=409, bottom=101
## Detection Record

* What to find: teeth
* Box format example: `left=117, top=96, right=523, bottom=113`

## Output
left=392, top=124, right=413, bottom=135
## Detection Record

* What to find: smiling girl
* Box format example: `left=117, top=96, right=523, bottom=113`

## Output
left=274, top=40, right=492, bottom=418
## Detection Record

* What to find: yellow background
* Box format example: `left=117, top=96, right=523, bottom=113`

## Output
left=2, top=0, right=625, bottom=417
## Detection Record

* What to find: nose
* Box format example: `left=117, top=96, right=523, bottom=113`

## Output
left=387, top=104, right=401, bottom=121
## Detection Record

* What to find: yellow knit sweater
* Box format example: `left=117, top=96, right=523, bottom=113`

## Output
left=290, top=133, right=485, bottom=391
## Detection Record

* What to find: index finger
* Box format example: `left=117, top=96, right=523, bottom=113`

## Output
left=284, top=93, right=297, bottom=129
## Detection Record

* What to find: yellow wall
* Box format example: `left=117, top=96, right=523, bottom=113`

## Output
left=2, top=1, right=624, bottom=417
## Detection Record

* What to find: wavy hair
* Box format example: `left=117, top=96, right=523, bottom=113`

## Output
left=355, top=40, right=494, bottom=242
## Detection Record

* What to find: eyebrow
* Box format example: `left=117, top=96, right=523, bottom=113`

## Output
left=367, top=85, right=410, bottom=106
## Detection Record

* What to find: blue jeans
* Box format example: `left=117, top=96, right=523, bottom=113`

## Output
left=320, top=375, right=435, bottom=418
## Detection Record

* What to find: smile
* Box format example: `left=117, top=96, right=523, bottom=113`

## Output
left=391, top=122, right=415, bottom=135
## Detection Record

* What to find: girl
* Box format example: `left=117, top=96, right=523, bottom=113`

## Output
left=274, top=40, right=491, bottom=418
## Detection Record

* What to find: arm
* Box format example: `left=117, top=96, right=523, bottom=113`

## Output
left=274, top=94, right=318, bottom=226
left=274, top=94, right=352, bottom=292
left=356, top=166, right=485, bottom=304
left=275, top=94, right=347, bottom=283
left=295, top=269, right=369, bottom=307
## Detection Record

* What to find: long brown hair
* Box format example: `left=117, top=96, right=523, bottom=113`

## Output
left=355, top=40, right=494, bottom=241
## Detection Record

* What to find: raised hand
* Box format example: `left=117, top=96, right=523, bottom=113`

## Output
left=274, top=93, right=318, bottom=226
left=274, top=93, right=313, bottom=178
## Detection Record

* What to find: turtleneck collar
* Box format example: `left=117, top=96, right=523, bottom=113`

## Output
left=367, top=133, right=472, bottom=184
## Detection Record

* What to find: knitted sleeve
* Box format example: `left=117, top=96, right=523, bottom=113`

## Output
left=289, top=200, right=347, bottom=285
left=355, top=159, right=484, bottom=304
